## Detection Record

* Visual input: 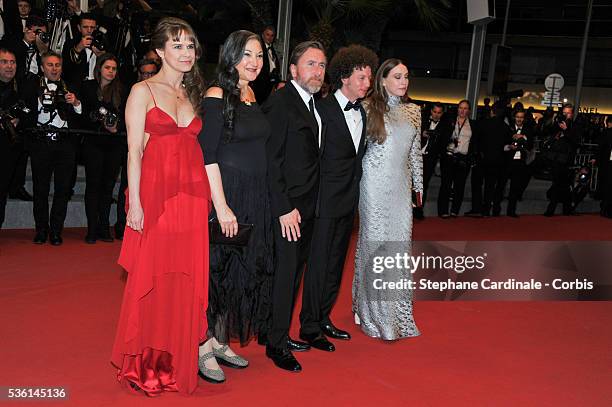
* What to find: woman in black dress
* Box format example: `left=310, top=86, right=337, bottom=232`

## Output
left=197, top=30, right=273, bottom=383
left=81, top=53, right=126, bottom=243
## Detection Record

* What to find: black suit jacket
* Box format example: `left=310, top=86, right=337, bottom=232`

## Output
left=472, top=116, right=511, bottom=165
left=597, top=128, right=612, bottom=169
left=316, top=94, right=366, bottom=218
left=263, top=81, right=321, bottom=219
left=2, top=38, right=42, bottom=84
left=421, top=114, right=452, bottom=159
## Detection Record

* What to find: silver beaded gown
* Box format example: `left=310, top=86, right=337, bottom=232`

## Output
left=352, top=96, right=423, bottom=340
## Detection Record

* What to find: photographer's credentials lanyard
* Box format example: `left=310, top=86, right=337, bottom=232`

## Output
left=86, top=48, right=96, bottom=80
left=25, top=45, right=38, bottom=75
left=450, top=118, right=468, bottom=154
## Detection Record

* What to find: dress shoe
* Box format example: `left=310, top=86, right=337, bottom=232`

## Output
left=543, top=210, right=554, bottom=217
left=213, top=344, right=249, bottom=369
left=49, top=232, right=63, bottom=246
left=321, top=322, right=351, bottom=340
left=299, top=332, right=335, bottom=352
left=10, top=187, right=33, bottom=201
left=439, top=213, right=450, bottom=219
left=84, top=234, right=97, bottom=244
left=507, top=212, right=519, bottom=218
left=198, top=352, right=225, bottom=383
left=464, top=210, right=482, bottom=218
left=33, top=230, right=48, bottom=244
left=265, top=346, right=301, bottom=372
left=287, top=336, right=310, bottom=352
left=450, top=212, right=458, bottom=217
left=97, top=228, right=114, bottom=242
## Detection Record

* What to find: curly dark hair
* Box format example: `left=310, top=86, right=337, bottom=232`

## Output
left=327, top=44, right=379, bottom=92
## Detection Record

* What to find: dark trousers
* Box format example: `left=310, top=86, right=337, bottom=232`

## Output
left=438, top=154, right=470, bottom=215
left=547, top=162, right=573, bottom=214
left=115, top=153, right=128, bottom=231
left=267, top=217, right=314, bottom=349
left=83, top=140, right=122, bottom=235
left=505, top=161, right=529, bottom=215
left=9, top=149, right=28, bottom=193
left=471, top=163, right=506, bottom=214
left=30, top=139, right=77, bottom=233
left=600, top=163, right=612, bottom=217
left=300, top=213, right=354, bottom=335
left=0, top=140, right=24, bottom=227
left=421, top=154, right=438, bottom=211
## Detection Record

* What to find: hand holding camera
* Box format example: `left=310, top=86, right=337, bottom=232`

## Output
left=64, top=92, right=80, bottom=107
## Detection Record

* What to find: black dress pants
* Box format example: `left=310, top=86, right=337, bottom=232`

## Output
left=267, top=217, right=314, bottom=349
left=0, top=140, right=24, bottom=227
left=421, top=154, right=438, bottom=211
left=599, top=163, right=612, bottom=217
left=300, top=213, right=354, bottom=335
left=30, top=139, right=77, bottom=233
left=115, top=152, right=128, bottom=232
left=9, top=149, right=28, bottom=193
left=83, top=139, right=123, bottom=235
left=506, top=161, right=528, bottom=215
left=438, top=154, right=470, bottom=215
left=547, top=162, right=573, bottom=214
left=471, top=163, right=505, bottom=214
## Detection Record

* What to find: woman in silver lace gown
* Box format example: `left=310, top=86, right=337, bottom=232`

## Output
left=352, top=59, right=423, bottom=340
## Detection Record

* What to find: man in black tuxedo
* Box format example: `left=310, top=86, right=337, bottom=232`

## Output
left=466, top=102, right=511, bottom=217
left=502, top=108, right=534, bottom=217
left=299, top=44, right=378, bottom=351
left=262, top=41, right=327, bottom=372
left=414, top=102, right=450, bottom=219
left=21, top=51, right=83, bottom=245
left=61, top=13, right=105, bottom=89
left=3, top=15, right=47, bottom=84
left=251, top=25, right=280, bottom=104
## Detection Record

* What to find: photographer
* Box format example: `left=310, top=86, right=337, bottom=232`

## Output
left=415, top=102, right=449, bottom=219
left=595, top=116, right=612, bottom=218
left=21, top=51, right=83, bottom=245
left=501, top=108, right=535, bottom=217
left=81, top=53, right=125, bottom=244
left=62, top=13, right=106, bottom=88
left=1, top=15, right=48, bottom=86
left=0, top=48, right=29, bottom=227
left=543, top=103, right=580, bottom=216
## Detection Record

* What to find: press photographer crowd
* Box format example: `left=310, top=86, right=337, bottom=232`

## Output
left=0, top=0, right=611, bottom=248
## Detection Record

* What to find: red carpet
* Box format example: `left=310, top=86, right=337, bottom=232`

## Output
left=1, top=215, right=611, bottom=406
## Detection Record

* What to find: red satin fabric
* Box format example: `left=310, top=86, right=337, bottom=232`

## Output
left=111, top=107, right=210, bottom=396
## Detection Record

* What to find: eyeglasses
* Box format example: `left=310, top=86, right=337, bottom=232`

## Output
left=139, top=71, right=156, bottom=78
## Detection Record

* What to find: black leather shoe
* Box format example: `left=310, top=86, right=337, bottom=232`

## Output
left=265, top=347, right=302, bottom=372
left=507, top=212, right=519, bottom=218
left=299, top=332, right=335, bottom=352
left=85, top=234, right=97, bottom=244
left=321, top=322, right=351, bottom=340
left=464, top=210, right=482, bottom=218
left=33, top=230, right=48, bottom=244
left=287, top=336, right=310, bottom=352
left=49, top=232, right=63, bottom=246
left=97, top=228, right=114, bottom=242
left=10, top=186, right=33, bottom=201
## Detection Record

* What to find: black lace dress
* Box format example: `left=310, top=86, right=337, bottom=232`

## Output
left=198, top=97, right=273, bottom=345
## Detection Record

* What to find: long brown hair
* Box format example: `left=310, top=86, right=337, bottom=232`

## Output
left=150, top=17, right=205, bottom=108
left=366, top=58, right=407, bottom=144
left=94, top=53, right=122, bottom=109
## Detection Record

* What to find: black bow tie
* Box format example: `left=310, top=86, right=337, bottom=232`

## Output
left=344, top=100, right=361, bottom=111
left=47, top=80, right=61, bottom=87
left=430, top=119, right=439, bottom=124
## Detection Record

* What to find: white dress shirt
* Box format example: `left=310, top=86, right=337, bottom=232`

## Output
left=38, top=78, right=82, bottom=138
left=291, top=79, right=322, bottom=147
left=334, top=89, right=362, bottom=153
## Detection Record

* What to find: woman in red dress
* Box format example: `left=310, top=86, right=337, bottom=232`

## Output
left=110, top=17, right=210, bottom=396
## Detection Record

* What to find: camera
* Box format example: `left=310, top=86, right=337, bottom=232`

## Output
left=40, top=86, right=68, bottom=113
left=90, top=106, right=119, bottom=128
left=91, top=29, right=106, bottom=51
left=35, top=29, right=50, bottom=44
left=0, top=101, right=31, bottom=144
left=511, top=137, right=527, bottom=150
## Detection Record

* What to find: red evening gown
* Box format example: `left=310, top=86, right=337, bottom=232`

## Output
left=111, top=86, right=210, bottom=396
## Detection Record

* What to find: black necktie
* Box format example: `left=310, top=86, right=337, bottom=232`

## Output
left=344, top=100, right=361, bottom=111
left=308, top=97, right=319, bottom=135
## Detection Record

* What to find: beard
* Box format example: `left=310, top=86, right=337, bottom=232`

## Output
left=298, top=77, right=322, bottom=94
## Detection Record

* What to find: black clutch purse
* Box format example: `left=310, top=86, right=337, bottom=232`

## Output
left=208, top=218, right=253, bottom=246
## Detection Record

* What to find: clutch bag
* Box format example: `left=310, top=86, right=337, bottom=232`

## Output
left=208, top=218, right=253, bottom=246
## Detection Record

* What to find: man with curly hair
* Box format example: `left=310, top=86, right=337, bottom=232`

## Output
left=300, top=44, right=378, bottom=348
